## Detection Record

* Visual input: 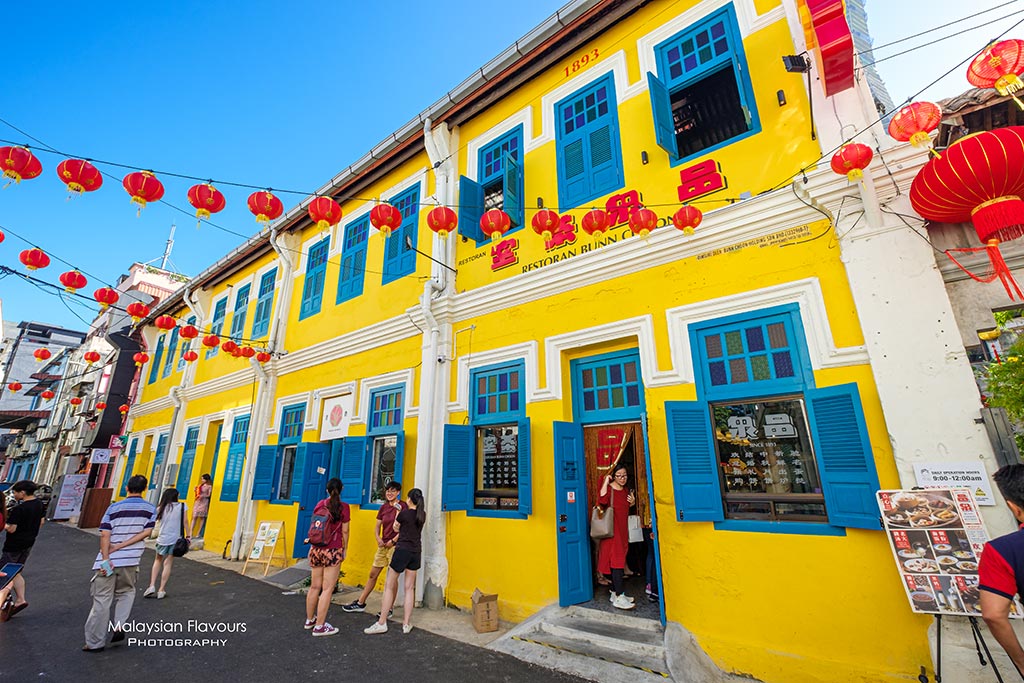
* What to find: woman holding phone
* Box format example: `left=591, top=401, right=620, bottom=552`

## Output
left=364, top=488, right=425, bottom=635
left=598, top=466, right=635, bottom=610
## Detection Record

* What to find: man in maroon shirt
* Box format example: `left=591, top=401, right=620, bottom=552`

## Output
left=342, top=481, right=406, bottom=613
left=980, top=464, right=1024, bottom=674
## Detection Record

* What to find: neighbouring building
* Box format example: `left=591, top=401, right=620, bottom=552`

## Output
left=116, top=1, right=1015, bottom=681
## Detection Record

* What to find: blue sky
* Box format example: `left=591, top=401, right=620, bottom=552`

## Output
left=1, top=0, right=1021, bottom=331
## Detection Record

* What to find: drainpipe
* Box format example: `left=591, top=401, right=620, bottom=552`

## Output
left=231, top=226, right=295, bottom=560
left=417, top=118, right=455, bottom=607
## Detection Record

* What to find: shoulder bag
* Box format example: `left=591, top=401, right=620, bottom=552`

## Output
left=172, top=503, right=191, bottom=557
left=590, top=490, right=615, bottom=540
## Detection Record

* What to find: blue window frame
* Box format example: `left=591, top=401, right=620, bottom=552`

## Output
left=648, top=4, right=760, bottom=163
left=229, top=283, right=251, bottom=341
left=555, top=74, right=625, bottom=209
left=148, top=336, right=166, bottom=384
left=667, top=304, right=881, bottom=535
left=300, top=237, right=330, bottom=320
left=459, top=127, right=524, bottom=245
left=251, top=269, right=276, bottom=339
left=443, top=361, right=532, bottom=518
left=206, top=298, right=228, bottom=359
left=280, top=404, right=305, bottom=443
left=177, top=315, right=197, bottom=371
left=176, top=426, right=200, bottom=493
left=382, top=186, right=419, bottom=285
left=119, top=438, right=139, bottom=497
left=266, top=403, right=306, bottom=503
left=570, top=349, right=645, bottom=424
left=220, top=414, right=250, bottom=502
left=161, top=325, right=179, bottom=379
left=369, top=385, right=404, bottom=431
left=363, top=385, right=406, bottom=508
left=337, top=217, right=369, bottom=303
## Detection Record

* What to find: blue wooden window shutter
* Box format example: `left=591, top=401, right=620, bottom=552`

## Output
left=177, top=315, right=197, bottom=371
left=665, top=400, right=723, bottom=522
left=805, top=383, right=882, bottom=530
left=230, top=284, right=251, bottom=341
left=207, top=298, right=228, bottom=358
left=119, top=438, right=139, bottom=497
left=382, top=187, right=420, bottom=285
left=556, top=76, right=624, bottom=209
left=502, top=152, right=523, bottom=228
left=251, top=445, right=278, bottom=500
left=300, top=238, right=329, bottom=319
left=337, top=218, right=369, bottom=304
left=176, top=426, right=200, bottom=492
left=290, top=443, right=309, bottom=503
left=148, top=336, right=165, bottom=384
left=646, top=71, right=679, bottom=159
left=517, top=417, right=532, bottom=515
left=458, top=175, right=486, bottom=243
left=442, top=424, right=474, bottom=511
left=162, top=326, right=179, bottom=378
left=251, top=269, right=276, bottom=338
left=339, top=436, right=368, bottom=504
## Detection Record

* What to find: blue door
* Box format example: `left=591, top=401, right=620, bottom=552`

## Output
left=293, top=442, right=331, bottom=558
left=553, top=421, right=593, bottom=606
left=641, top=414, right=667, bottom=624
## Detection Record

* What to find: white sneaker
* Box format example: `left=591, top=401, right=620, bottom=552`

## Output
left=364, top=621, right=388, bottom=635
left=612, top=594, right=636, bottom=610
left=402, top=624, right=413, bottom=634
left=143, top=586, right=156, bottom=598
left=609, top=591, right=634, bottom=604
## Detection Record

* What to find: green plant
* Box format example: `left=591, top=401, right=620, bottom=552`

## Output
left=995, top=309, right=1024, bottom=329
left=985, top=342, right=1024, bottom=420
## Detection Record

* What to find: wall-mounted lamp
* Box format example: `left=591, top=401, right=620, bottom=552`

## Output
left=641, top=151, right=649, bottom=165
left=782, top=55, right=810, bottom=73
left=537, top=197, right=544, bottom=208
left=777, top=89, right=787, bottom=106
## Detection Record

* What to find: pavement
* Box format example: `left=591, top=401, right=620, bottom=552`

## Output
left=0, top=523, right=585, bottom=682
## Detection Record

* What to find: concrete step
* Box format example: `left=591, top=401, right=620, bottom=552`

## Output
left=489, top=605, right=670, bottom=683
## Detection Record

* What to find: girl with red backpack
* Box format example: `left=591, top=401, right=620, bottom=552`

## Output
left=304, top=478, right=349, bottom=636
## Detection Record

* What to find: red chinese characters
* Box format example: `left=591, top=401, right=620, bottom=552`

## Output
left=678, top=160, right=727, bottom=202
left=490, top=238, right=520, bottom=271
left=546, top=215, right=578, bottom=250
left=605, top=190, right=643, bottom=226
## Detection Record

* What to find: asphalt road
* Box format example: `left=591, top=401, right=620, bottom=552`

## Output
left=0, top=523, right=582, bottom=682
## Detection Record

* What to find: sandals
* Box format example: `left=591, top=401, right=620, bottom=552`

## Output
left=596, top=576, right=611, bottom=586
left=9, top=602, right=27, bottom=617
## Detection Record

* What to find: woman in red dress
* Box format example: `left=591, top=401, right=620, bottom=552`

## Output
left=598, top=465, right=635, bottom=610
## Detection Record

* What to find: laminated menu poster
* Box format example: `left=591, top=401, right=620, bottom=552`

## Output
left=878, top=488, right=1022, bottom=617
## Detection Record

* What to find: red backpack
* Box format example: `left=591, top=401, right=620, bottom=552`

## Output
left=307, top=504, right=332, bottom=547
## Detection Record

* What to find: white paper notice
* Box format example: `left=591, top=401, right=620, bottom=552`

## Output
left=913, top=462, right=994, bottom=505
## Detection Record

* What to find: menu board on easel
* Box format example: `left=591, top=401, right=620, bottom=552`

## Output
left=878, top=488, right=1022, bottom=618
left=242, top=520, right=287, bottom=576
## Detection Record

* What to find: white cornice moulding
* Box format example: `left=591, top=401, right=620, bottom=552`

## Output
left=275, top=314, right=421, bottom=375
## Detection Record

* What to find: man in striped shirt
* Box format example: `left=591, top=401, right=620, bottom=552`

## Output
left=82, top=475, right=157, bottom=652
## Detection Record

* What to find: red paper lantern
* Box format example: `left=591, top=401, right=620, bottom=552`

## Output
left=0, top=230, right=4, bottom=243
left=56, top=159, right=103, bottom=194
left=179, top=324, right=199, bottom=339
left=221, top=340, right=239, bottom=354
left=240, top=346, right=256, bottom=359
left=122, top=171, right=165, bottom=212
left=94, top=287, right=120, bottom=310
left=133, top=352, right=149, bottom=367
left=256, top=351, right=271, bottom=364
left=96, top=402, right=107, bottom=410
left=83, top=351, right=101, bottom=364
left=370, top=202, right=404, bottom=238
left=70, top=397, right=83, bottom=406
left=7, top=382, right=21, bottom=392
left=126, top=302, right=150, bottom=322
left=629, top=208, right=659, bottom=239
left=247, top=190, right=284, bottom=224
left=119, top=404, right=130, bottom=414
left=19, top=248, right=50, bottom=270
left=911, top=126, right=1024, bottom=299
left=426, top=206, right=457, bottom=239
left=831, top=143, right=873, bottom=182
left=581, top=209, right=611, bottom=236
left=531, top=209, right=560, bottom=242
left=230, top=347, right=243, bottom=358
left=33, top=348, right=51, bottom=362
left=59, top=270, right=88, bottom=294
left=0, top=146, right=42, bottom=184
left=672, top=205, right=703, bottom=236
left=187, top=183, right=227, bottom=222
left=154, top=315, right=177, bottom=331
left=41, top=390, right=55, bottom=401
left=888, top=102, right=942, bottom=148
left=967, top=40, right=1024, bottom=109
left=182, top=350, right=199, bottom=363
left=480, top=209, right=511, bottom=242
left=309, top=196, right=343, bottom=231
left=202, top=334, right=220, bottom=349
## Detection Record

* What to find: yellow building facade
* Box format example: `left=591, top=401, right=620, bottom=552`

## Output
left=120, top=0, right=938, bottom=680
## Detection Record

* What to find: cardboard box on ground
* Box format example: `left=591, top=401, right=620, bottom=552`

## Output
left=472, top=588, right=498, bottom=633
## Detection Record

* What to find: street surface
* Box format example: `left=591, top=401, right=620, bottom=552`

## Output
left=0, top=523, right=583, bottom=682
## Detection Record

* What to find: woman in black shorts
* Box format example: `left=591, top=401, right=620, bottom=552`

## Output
left=364, top=488, right=425, bottom=635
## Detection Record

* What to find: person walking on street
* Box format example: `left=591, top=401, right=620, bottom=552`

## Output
left=82, top=475, right=157, bottom=652
left=364, top=488, right=425, bottom=635
left=191, top=474, right=212, bottom=538
left=304, top=478, right=350, bottom=637
left=0, top=480, right=47, bottom=621
left=598, top=466, right=636, bottom=610
left=342, top=481, right=405, bottom=614
left=144, top=488, right=189, bottom=599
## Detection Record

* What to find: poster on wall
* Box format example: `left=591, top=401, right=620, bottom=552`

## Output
left=89, top=448, right=112, bottom=465
left=912, top=462, right=995, bottom=505
left=878, top=488, right=1021, bottom=617
left=53, top=474, right=89, bottom=520
left=319, top=394, right=354, bottom=441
